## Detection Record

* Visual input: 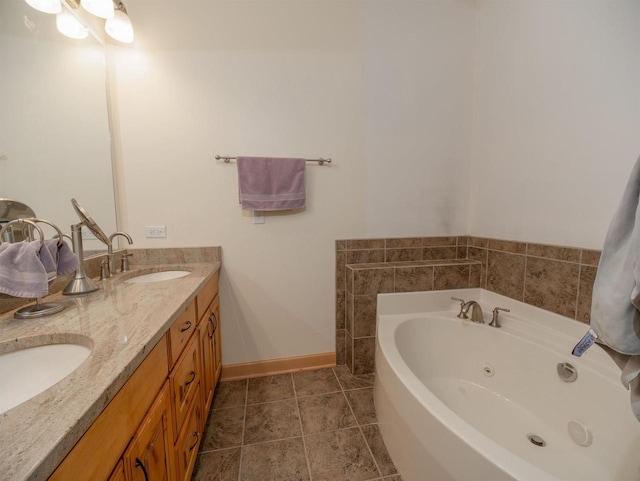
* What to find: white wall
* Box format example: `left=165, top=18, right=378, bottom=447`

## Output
left=469, top=0, right=640, bottom=249
left=110, top=0, right=476, bottom=364
left=110, top=0, right=640, bottom=365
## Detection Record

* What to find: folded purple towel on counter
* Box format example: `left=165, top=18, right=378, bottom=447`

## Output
left=0, top=241, right=49, bottom=298
left=237, top=157, right=306, bottom=211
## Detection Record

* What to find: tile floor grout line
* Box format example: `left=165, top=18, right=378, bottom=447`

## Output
left=292, top=373, right=315, bottom=481
left=237, top=379, right=249, bottom=481
left=335, top=367, right=383, bottom=480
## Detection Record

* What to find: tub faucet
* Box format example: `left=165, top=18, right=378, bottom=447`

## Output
left=108, top=231, right=133, bottom=276
left=460, top=301, right=484, bottom=323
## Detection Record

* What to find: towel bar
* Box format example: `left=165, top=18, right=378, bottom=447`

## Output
left=215, top=155, right=332, bottom=166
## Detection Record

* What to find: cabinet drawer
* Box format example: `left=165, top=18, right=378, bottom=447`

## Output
left=168, top=301, right=197, bottom=368
left=49, top=336, right=169, bottom=481
left=175, top=385, right=203, bottom=481
left=170, top=334, right=200, bottom=441
left=196, top=270, right=219, bottom=322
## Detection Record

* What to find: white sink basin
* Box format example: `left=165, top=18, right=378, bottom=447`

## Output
left=0, top=343, right=91, bottom=414
left=125, top=270, right=191, bottom=284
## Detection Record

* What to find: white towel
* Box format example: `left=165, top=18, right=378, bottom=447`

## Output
left=589, top=154, right=640, bottom=420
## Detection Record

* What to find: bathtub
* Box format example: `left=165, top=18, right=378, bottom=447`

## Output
left=374, top=288, right=640, bottom=481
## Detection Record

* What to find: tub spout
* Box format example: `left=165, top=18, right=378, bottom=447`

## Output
left=461, top=301, right=484, bottom=323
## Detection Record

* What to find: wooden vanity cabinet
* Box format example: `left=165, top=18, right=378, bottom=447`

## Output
left=196, top=271, right=221, bottom=415
left=124, top=383, right=175, bottom=481
left=48, top=270, right=220, bottom=481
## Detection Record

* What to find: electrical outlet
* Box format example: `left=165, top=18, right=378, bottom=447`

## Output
left=145, top=226, right=167, bottom=238
left=252, top=211, right=265, bottom=224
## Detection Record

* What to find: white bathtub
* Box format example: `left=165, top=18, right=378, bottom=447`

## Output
left=374, top=288, right=640, bottom=481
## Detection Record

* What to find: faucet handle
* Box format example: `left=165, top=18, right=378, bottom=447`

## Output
left=489, top=307, right=510, bottom=328
left=451, top=297, right=467, bottom=318
left=121, top=253, right=133, bottom=273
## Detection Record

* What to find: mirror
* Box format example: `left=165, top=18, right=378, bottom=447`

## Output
left=0, top=0, right=117, bottom=257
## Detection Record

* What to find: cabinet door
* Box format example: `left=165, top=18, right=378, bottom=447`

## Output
left=170, top=334, right=201, bottom=441
left=175, top=386, right=204, bottom=481
left=198, top=305, right=215, bottom=416
left=124, top=383, right=175, bottom=481
left=212, top=297, right=222, bottom=385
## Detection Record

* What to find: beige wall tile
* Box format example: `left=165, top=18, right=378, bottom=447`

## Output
left=422, top=236, right=457, bottom=247
left=353, top=268, right=394, bottom=296
left=487, top=251, right=525, bottom=300
left=525, top=257, right=579, bottom=318
left=385, top=248, right=422, bottom=262
left=353, top=296, right=377, bottom=338
left=336, top=290, right=346, bottom=330
left=385, top=237, right=422, bottom=248
left=581, top=249, right=601, bottom=266
left=346, top=293, right=354, bottom=335
left=347, top=249, right=385, bottom=264
left=336, top=251, right=346, bottom=291
left=423, top=246, right=457, bottom=260
left=488, top=239, right=527, bottom=254
left=577, top=265, right=597, bottom=324
left=335, top=329, right=346, bottom=365
left=346, top=239, right=385, bottom=249
left=352, top=337, right=376, bottom=375
left=434, top=264, right=471, bottom=290
left=468, top=236, right=488, bottom=248
left=527, top=243, right=581, bottom=263
left=394, top=266, right=434, bottom=292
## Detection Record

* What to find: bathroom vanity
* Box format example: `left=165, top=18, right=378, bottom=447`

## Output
left=0, top=248, right=221, bottom=481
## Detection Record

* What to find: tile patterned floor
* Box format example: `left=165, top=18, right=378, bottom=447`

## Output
left=192, top=366, right=403, bottom=481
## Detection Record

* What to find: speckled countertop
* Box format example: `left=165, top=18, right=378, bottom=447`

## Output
left=0, top=247, right=221, bottom=481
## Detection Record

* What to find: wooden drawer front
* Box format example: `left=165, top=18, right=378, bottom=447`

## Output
left=50, top=336, right=169, bottom=481
left=196, top=270, right=219, bottom=322
left=124, top=383, right=175, bottom=481
left=169, top=301, right=197, bottom=368
left=175, top=386, right=203, bottom=481
left=170, top=334, right=200, bottom=441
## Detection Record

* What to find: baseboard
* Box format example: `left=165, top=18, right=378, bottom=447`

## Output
left=220, top=351, right=336, bottom=381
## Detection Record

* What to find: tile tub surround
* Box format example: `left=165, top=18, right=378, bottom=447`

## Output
left=336, top=237, right=600, bottom=373
left=193, top=366, right=402, bottom=481
left=0, top=249, right=221, bottom=481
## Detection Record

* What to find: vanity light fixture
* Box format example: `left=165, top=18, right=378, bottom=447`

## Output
left=25, top=0, right=134, bottom=44
left=80, top=0, right=113, bottom=19
left=25, top=0, right=62, bottom=14
left=56, top=9, right=88, bottom=39
left=105, top=1, right=133, bottom=44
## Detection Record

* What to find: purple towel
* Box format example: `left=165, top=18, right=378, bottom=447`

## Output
left=0, top=241, right=49, bottom=298
left=237, top=157, right=306, bottom=211
left=42, top=239, right=79, bottom=277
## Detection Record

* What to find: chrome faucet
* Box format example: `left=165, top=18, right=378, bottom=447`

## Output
left=461, top=301, right=484, bottom=323
left=108, top=231, right=133, bottom=276
left=489, top=307, right=510, bottom=328
left=451, top=297, right=484, bottom=323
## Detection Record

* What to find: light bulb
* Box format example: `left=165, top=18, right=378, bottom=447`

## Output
left=56, top=10, right=88, bottom=39
left=105, top=9, right=134, bottom=43
left=25, top=0, right=62, bottom=14
left=81, top=0, right=114, bottom=19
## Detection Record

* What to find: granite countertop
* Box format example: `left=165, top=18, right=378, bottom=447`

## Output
left=0, top=251, right=221, bottom=481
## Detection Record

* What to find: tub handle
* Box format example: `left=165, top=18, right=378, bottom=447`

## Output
left=451, top=297, right=466, bottom=318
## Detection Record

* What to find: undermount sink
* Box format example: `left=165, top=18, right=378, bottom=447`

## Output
left=0, top=343, right=92, bottom=414
left=125, top=270, right=191, bottom=284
